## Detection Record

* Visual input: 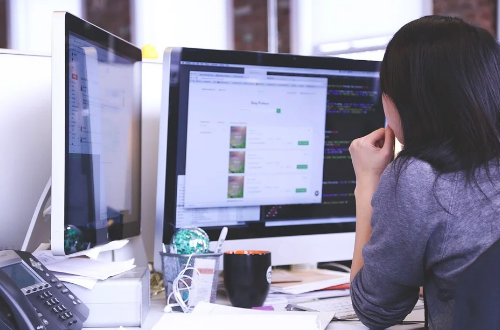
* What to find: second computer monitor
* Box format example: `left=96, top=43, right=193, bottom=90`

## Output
left=51, top=12, right=142, bottom=256
left=154, top=48, right=385, bottom=271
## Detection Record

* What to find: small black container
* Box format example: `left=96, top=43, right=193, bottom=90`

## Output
left=223, top=250, right=271, bottom=308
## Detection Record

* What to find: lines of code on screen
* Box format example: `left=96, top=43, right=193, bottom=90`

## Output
left=263, top=72, right=384, bottom=221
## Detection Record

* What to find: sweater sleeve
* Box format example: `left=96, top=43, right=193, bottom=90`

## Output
left=350, top=160, right=452, bottom=329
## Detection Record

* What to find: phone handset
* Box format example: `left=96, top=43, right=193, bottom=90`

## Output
left=0, top=270, right=46, bottom=330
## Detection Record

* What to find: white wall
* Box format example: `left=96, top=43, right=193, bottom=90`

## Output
left=291, top=0, right=432, bottom=56
left=133, top=0, right=231, bottom=52
left=0, top=51, right=52, bottom=250
left=311, top=0, right=427, bottom=45
left=8, top=0, right=82, bottom=54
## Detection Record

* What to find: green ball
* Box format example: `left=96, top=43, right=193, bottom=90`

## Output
left=171, top=227, right=210, bottom=254
left=64, top=225, right=89, bottom=254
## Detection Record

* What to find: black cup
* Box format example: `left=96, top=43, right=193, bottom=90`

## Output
left=223, top=250, right=271, bottom=308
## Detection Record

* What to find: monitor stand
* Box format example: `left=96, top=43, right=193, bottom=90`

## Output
left=22, top=177, right=148, bottom=268
left=22, top=178, right=52, bottom=253
left=290, top=263, right=319, bottom=271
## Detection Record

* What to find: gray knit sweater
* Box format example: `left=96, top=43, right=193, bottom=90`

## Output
left=350, top=158, right=500, bottom=330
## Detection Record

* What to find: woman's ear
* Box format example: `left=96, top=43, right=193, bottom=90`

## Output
left=382, top=94, right=404, bottom=144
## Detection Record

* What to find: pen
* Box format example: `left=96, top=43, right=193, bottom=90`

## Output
left=214, top=227, right=228, bottom=253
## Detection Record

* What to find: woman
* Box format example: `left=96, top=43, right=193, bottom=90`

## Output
left=348, top=15, right=500, bottom=330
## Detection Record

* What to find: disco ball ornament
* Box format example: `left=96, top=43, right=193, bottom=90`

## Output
left=170, top=227, right=210, bottom=254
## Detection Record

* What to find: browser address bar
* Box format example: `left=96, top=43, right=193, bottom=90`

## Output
left=197, top=76, right=326, bottom=88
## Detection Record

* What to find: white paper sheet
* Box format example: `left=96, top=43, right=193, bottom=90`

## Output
left=33, top=250, right=67, bottom=265
left=33, top=249, right=136, bottom=289
left=69, top=239, right=129, bottom=259
left=192, top=302, right=335, bottom=330
left=45, top=258, right=135, bottom=280
left=51, top=272, right=99, bottom=290
left=152, top=313, right=320, bottom=330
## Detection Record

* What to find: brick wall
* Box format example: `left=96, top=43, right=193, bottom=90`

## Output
left=85, top=0, right=131, bottom=41
left=233, top=0, right=268, bottom=51
left=434, top=0, right=497, bottom=36
left=233, top=0, right=290, bottom=53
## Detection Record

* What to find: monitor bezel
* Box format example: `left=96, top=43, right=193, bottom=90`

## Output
left=51, top=12, right=142, bottom=256
left=156, top=47, right=384, bottom=253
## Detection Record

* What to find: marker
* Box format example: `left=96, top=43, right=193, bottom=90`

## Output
left=214, top=227, right=228, bottom=253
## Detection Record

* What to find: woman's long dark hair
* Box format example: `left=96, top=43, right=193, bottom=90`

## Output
left=380, top=15, right=500, bottom=179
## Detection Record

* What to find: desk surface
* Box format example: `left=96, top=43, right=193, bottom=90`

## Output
left=84, top=294, right=425, bottom=330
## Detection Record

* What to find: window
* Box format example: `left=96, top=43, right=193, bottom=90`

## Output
left=85, top=0, right=131, bottom=42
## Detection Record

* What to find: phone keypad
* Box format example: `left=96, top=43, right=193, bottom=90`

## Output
left=36, top=286, right=78, bottom=325
left=34, top=279, right=85, bottom=326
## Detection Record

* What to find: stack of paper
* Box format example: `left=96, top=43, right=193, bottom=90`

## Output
left=152, top=302, right=335, bottom=330
left=271, top=269, right=350, bottom=295
left=33, top=241, right=135, bottom=290
left=265, top=288, right=350, bottom=305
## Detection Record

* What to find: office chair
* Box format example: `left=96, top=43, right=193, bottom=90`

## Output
left=452, top=237, right=500, bottom=330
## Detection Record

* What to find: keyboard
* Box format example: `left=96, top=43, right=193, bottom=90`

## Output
left=290, top=296, right=425, bottom=320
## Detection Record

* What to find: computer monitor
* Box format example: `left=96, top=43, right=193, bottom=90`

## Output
left=154, top=47, right=385, bottom=271
left=51, top=12, right=142, bottom=256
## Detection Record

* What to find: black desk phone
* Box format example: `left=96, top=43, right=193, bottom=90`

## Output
left=0, top=250, right=89, bottom=330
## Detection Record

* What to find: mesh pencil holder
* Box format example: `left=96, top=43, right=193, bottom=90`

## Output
left=160, top=251, right=222, bottom=312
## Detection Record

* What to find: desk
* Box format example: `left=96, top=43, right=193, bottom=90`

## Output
left=84, top=294, right=426, bottom=330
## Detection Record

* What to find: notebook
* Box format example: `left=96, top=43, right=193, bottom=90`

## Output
left=271, top=269, right=350, bottom=294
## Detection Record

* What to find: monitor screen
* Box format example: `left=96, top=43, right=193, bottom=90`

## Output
left=51, top=12, right=142, bottom=255
left=155, top=48, right=385, bottom=263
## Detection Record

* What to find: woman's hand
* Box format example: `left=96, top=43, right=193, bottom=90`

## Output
left=349, top=126, right=395, bottom=281
left=349, top=126, right=395, bottom=191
